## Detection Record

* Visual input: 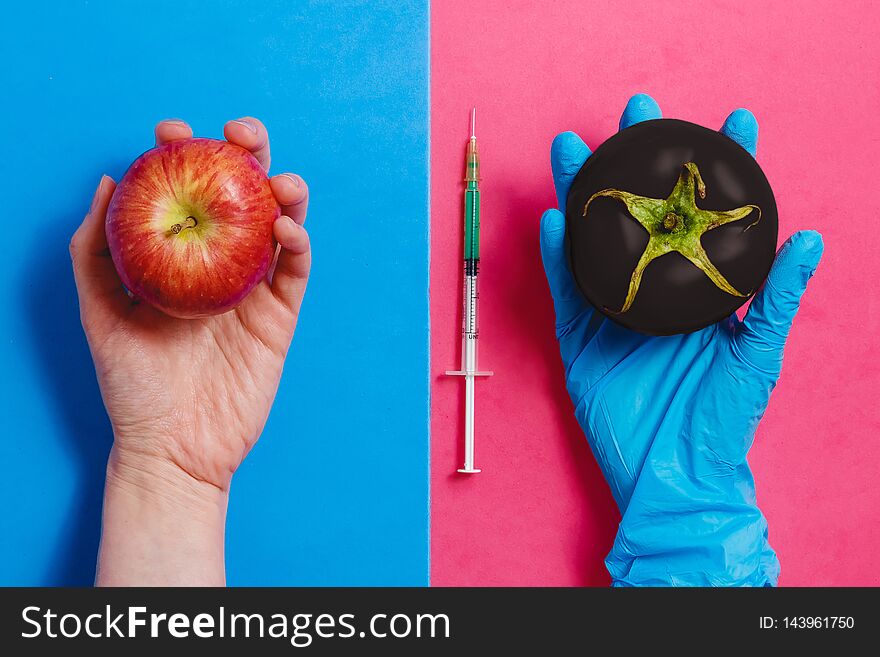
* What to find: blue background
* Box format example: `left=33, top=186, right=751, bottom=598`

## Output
left=0, top=0, right=429, bottom=585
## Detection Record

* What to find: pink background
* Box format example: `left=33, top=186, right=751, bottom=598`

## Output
left=431, top=0, right=880, bottom=585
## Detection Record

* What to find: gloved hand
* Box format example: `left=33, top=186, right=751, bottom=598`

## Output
left=540, top=94, right=824, bottom=586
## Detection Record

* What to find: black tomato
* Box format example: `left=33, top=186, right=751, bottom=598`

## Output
left=565, top=118, right=778, bottom=335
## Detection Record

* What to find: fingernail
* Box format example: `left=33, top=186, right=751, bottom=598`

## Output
left=232, top=119, right=257, bottom=133
left=161, top=118, right=187, bottom=125
left=90, top=175, right=108, bottom=212
left=282, top=173, right=303, bottom=188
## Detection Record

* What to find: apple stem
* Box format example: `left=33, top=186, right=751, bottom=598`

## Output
left=170, top=216, right=198, bottom=235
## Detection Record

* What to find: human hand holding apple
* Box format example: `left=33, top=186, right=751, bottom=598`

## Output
left=70, top=117, right=310, bottom=584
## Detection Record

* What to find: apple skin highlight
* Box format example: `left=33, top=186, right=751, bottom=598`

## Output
left=106, top=138, right=280, bottom=318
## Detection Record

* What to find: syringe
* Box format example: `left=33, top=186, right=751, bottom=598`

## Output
left=446, top=107, right=492, bottom=474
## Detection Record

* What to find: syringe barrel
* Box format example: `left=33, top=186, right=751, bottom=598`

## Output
left=461, top=134, right=481, bottom=370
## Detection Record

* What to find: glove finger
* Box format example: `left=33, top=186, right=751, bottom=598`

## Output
left=618, top=93, right=662, bottom=130
left=720, top=108, right=759, bottom=157
left=541, top=208, right=588, bottom=326
left=551, top=132, right=592, bottom=212
left=736, top=230, right=824, bottom=369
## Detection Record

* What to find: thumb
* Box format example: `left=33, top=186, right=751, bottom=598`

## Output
left=550, top=132, right=591, bottom=212
left=736, top=230, right=824, bottom=369
left=71, top=176, right=127, bottom=316
left=540, top=208, right=587, bottom=327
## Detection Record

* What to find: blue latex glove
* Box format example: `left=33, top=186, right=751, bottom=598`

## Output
left=540, top=94, right=824, bottom=586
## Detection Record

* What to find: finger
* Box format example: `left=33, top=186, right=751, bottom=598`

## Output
left=721, top=108, right=758, bottom=157
left=223, top=116, right=271, bottom=170
left=154, top=119, right=193, bottom=145
left=269, top=173, right=309, bottom=225
left=70, top=176, right=124, bottom=304
left=619, top=93, right=662, bottom=130
left=735, top=230, right=824, bottom=368
left=540, top=208, right=588, bottom=326
left=270, top=215, right=311, bottom=312
left=551, top=132, right=592, bottom=212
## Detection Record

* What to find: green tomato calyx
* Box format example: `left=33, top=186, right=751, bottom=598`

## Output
left=582, top=161, right=761, bottom=314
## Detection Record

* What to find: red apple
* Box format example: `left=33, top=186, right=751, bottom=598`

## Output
left=106, top=138, right=280, bottom=318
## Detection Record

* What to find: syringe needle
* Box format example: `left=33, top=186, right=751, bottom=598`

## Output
left=470, top=107, right=476, bottom=139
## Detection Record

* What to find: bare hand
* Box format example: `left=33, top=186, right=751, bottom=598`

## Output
left=71, top=118, right=310, bottom=492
